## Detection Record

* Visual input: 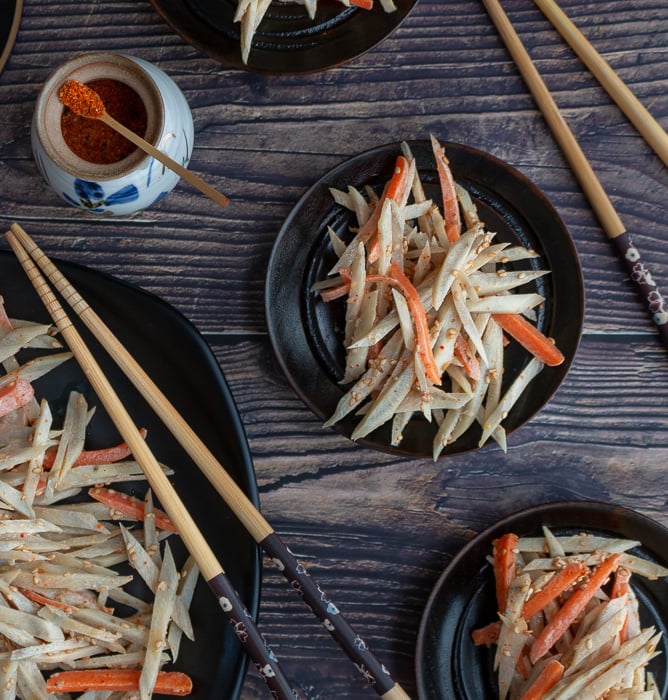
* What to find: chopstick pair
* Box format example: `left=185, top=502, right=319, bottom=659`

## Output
left=482, top=0, right=668, bottom=349
left=532, top=0, right=668, bottom=169
left=6, top=228, right=304, bottom=700
left=6, top=223, right=412, bottom=700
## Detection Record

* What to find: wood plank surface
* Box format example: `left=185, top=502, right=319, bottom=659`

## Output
left=0, top=0, right=667, bottom=698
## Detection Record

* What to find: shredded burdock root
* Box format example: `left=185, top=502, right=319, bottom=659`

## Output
left=0, top=296, right=198, bottom=697
left=234, top=0, right=398, bottom=64
left=473, top=526, right=667, bottom=700
left=315, top=135, right=564, bottom=459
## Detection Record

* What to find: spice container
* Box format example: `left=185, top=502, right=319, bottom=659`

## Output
left=31, top=52, right=194, bottom=216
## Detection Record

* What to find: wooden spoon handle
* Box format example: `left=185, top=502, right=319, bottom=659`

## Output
left=101, top=111, right=229, bottom=208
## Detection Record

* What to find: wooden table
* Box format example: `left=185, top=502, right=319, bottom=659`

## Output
left=1, top=0, right=667, bottom=698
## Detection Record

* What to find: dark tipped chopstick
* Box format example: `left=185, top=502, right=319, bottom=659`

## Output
left=481, top=0, right=668, bottom=349
left=532, top=0, right=668, bottom=168
left=8, top=223, right=412, bottom=700
left=6, top=230, right=305, bottom=700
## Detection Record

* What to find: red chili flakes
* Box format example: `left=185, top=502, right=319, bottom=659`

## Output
left=60, top=78, right=148, bottom=165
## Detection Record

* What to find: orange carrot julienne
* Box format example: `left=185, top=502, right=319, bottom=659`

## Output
left=611, top=566, right=632, bottom=643
left=19, top=588, right=75, bottom=613
left=431, top=134, right=461, bottom=243
left=349, top=0, right=374, bottom=8
left=611, top=566, right=631, bottom=599
left=493, top=532, right=519, bottom=613
left=492, top=313, right=565, bottom=367
left=46, top=669, right=193, bottom=695
left=454, top=333, right=481, bottom=380
left=366, top=262, right=441, bottom=384
left=319, top=269, right=351, bottom=302
left=386, top=155, right=411, bottom=203
left=319, top=261, right=442, bottom=385
left=521, top=561, right=588, bottom=620
left=42, top=428, right=148, bottom=469
left=320, top=282, right=351, bottom=302
left=88, top=487, right=177, bottom=533
left=367, top=340, right=384, bottom=361
left=367, top=156, right=411, bottom=263
left=519, top=658, right=564, bottom=700
left=529, top=553, right=622, bottom=664
left=0, top=378, right=35, bottom=418
left=472, top=620, right=501, bottom=646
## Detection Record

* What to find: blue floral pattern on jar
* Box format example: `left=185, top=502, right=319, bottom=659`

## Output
left=63, top=178, right=139, bottom=213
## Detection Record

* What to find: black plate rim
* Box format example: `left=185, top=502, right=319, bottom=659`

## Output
left=415, top=499, right=668, bottom=700
left=0, top=249, right=261, bottom=700
left=149, top=0, right=418, bottom=74
left=265, top=139, right=584, bottom=459
left=0, top=0, right=22, bottom=76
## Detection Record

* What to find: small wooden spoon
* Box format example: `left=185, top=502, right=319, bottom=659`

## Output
left=59, top=80, right=229, bottom=208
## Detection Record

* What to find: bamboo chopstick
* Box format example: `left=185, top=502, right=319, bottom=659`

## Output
left=532, top=0, right=668, bottom=168
left=8, top=223, right=412, bottom=700
left=5, top=231, right=304, bottom=700
left=481, top=0, right=668, bottom=348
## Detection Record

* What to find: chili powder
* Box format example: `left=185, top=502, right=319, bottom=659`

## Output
left=60, top=79, right=148, bottom=165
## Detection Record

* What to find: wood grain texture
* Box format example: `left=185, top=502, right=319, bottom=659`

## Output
left=0, top=0, right=667, bottom=698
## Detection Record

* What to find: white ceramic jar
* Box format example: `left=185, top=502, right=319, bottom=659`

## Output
left=31, top=52, right=194, bottom=216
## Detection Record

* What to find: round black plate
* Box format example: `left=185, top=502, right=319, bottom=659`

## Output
left=150, top=0, right=417, bottom=74
left=415, top=501, right=668, bottom=700
left=0, top=250, right=260, bottom=700
left=0, top=0, right=22, bottom=76
left=265, top=140, right=584, bottom=458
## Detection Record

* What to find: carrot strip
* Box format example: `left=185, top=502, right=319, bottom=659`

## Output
left=359, top=189, right=387, bottom=259
left=369, top=262, right=440, bottom=384
left=529, top=553, right=621, bottom=664
left=367, top=156, right=411, bottom=263
left=320, top=259, right=442, bottom=385
left=472, top=620, right=501, bottom=646
left=348, top=0, right=374, bottom=8
left=454, top=333, right=481, bottom=380
left=18, top=588, right=75, bottom=613
left=320, top=283, right=351, bottom=302
left=519, top=659, right=564, bottom=700
left=493, top=533, right=519, bottom=613
left=431, top=134, right=461, bottom=242
left=46, top=669, right=192, bottom=695
left=42, top=428, right=148, bottom=469
left=88, top=487, right=177, bottom=533
left=386, top=155, right=411, bottom=203
left=611, top=566, right=631, bottom=599
left=521, top=561, right=588, bottom=620
left=0, top=378, right=35, bottom=418
left=363, top=340, right=382, bottom=363
left=611, top=566, right=632, bottom=642
left=492, top=313, right=564, bottom=367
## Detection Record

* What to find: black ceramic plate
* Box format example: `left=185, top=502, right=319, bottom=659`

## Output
left=150, top=0, right=417, bottom=74
left=265, top=140, right=584, bottom=458
left=0, top=250, right=260, bottom=700
left=0, top=0, right=22, bottom=75
left=415, top=501, right=668, bottom=700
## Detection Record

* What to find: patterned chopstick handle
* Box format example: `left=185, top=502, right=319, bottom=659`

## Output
left=207, top=573, right=306, bottom=700
left=612, top=231, right=668, bottom=348
left=261, top=533, right=396, bottom=697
